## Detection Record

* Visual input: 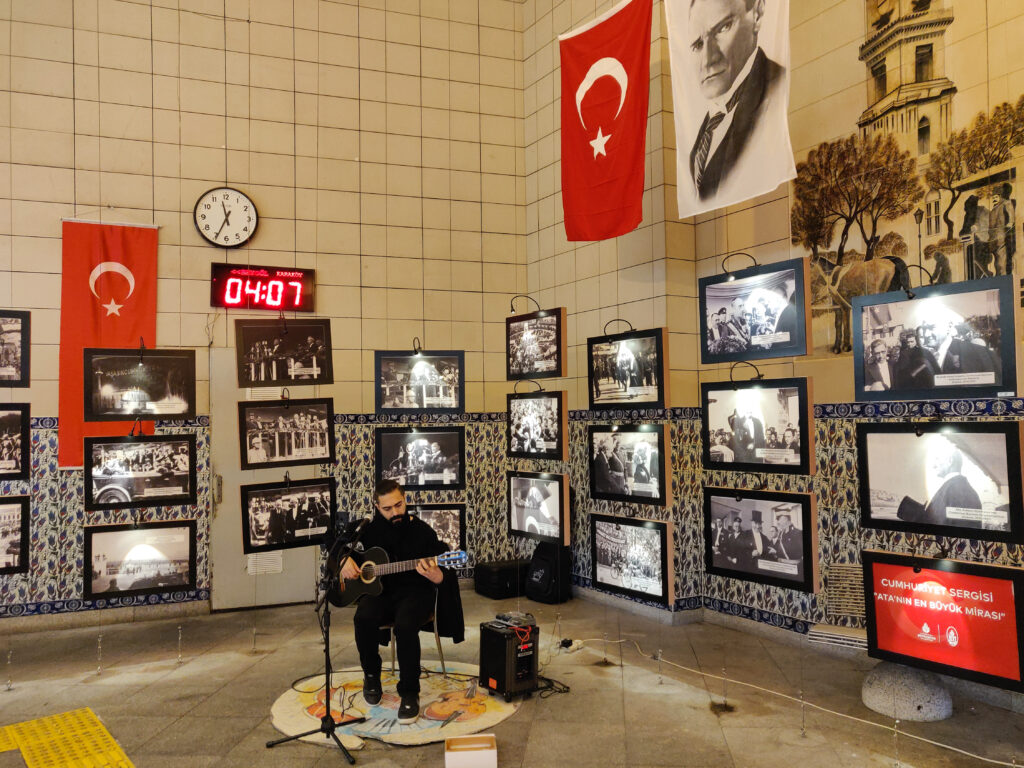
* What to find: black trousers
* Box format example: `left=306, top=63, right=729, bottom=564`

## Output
left=353, top=586, right=435, bottom=695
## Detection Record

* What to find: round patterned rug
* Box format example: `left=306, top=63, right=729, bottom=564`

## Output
left=269, top=662, right=519, bottom=748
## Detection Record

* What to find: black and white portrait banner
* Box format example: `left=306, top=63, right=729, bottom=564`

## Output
left=665, top=0, right=795, bottom=216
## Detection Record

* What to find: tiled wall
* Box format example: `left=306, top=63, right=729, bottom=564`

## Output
left=0, top=0, right=528, bottom=418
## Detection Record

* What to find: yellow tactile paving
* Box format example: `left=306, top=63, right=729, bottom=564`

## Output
left=6, top=708, right=133, bottom=768
left=0, top=725, right=15, bottom=753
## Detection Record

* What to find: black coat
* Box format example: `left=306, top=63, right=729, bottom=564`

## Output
left=689, top=49, right=785, bottom=200
left=356, top=512, right=466, bottom=643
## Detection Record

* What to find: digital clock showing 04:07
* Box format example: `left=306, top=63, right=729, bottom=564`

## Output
left=209, top=262, right=316, bottom=312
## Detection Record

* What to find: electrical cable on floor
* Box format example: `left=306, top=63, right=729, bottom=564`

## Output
left=536, top=675, right=570, bottom=698
left=565, top=638, right=1019, bottom=768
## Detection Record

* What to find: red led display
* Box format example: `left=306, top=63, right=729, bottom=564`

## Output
left=209, top=263, right=316, bottom=312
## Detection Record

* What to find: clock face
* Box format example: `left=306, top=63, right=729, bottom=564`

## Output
left=193, top=187, right=258, bottom=248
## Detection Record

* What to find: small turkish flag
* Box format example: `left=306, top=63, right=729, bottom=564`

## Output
left=59, top=222, right=158, bottom=467
left=559, top=0, right=652, bottom=241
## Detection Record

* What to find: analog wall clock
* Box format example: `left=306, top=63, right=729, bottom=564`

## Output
left=193, top=187, right=258, bottom=248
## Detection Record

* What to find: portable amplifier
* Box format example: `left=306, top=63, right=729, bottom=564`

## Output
left=478, top=616, right=539, bottom=701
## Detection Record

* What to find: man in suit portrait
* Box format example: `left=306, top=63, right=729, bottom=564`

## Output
left=776, top=513, right=803, bottom=569
left=747, top=514, right=773, bottom=567
left=923, top=320, right=1000, bottom=382
left=728, top=403, right=765, bottom=463
left=864, top=340, right=894, bottom=391
left=684, top=0, right=793, bottom=206
left=897, top=442, right=983, bottom=528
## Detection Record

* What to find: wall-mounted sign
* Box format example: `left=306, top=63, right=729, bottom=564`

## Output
left=210, top=263, right=316, bottom=312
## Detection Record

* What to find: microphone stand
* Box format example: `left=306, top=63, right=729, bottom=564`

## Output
left=266, top=523, right=367, bottom=763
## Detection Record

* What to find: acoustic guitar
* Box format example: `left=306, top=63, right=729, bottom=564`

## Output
left=330, top=548, right=468, bottom=607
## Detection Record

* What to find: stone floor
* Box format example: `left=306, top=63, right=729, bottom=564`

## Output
left=0, top=591, right=1021, bottom=767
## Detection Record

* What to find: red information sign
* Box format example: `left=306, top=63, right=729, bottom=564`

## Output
left=870, top=561, right=1020, bottom=683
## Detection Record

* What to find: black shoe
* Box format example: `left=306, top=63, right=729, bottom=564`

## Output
left=362, top=675, right=382, bottom=706
left=397, top=694, right=419, bottom=724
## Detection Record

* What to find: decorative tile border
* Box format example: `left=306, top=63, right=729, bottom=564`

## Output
left=815, top=397, right=1024, bottom=419
left=702, top=596, right=811, bottom=634
left=0, top=590, right=210, bottom=618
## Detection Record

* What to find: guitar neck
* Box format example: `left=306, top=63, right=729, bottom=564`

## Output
left=371, top=556, right=438, bottom=577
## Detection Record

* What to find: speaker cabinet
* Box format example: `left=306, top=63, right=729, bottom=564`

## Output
left=525, top=541, right=572, bottom=604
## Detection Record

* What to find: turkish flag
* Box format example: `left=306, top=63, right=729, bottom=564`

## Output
left=559, top=0, right=652, bottom=241
left=59, top=222, right=158, bottom=467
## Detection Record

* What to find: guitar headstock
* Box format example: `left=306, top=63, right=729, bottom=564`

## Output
left=437, top=550, right=468, bottom=568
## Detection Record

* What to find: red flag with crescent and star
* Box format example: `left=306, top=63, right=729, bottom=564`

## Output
left=58, top=221, right=158, bottom=467
left=559, top=0, right=652, bottom=242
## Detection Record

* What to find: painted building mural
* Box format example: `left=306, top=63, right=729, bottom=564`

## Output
left=789, top=0, right=1021, bottom=357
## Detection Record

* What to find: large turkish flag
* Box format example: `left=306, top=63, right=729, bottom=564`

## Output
left=59, top=222, right=158, bottom=467
left=559, top=0, right=652, bottom=242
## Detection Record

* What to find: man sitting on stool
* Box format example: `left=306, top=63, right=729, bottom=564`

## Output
left=340, top=479, right=446, bottom=724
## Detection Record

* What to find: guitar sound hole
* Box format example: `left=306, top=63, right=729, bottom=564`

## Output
left=361, top=563, right=376, bottom=583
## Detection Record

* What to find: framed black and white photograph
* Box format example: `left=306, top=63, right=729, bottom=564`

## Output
left=587, top=327, right=669, bottom=410
left=84, top=434, right=197, bottom=512
left=591, top=513, right=673, bottom=605
left=588, top=424, right=669, bottom=506
left=852, top=276, right=1018, bottom=402
left=506, top=307, right=567, bottom=380
left=0, top=310, right=29, bottom=387
left=507, top=390, right=567, bottom=461
left=507, top=470, right=568, bottom=545
left=238, top=398, right=335, bottom=471
left=704, top=487, right=818, bottom=593
left=700, top=377, right=814, bottom=475
left=410, top=503, right=466, bottom=553
left=84, top=519, right=197, bottom=600
left=0, top=496, right=29, bottom=576
left=240, top=477, right=336, bottom=554
left=0, top=404, right=30, bottom=481
left=699, top=257, right=810, bottom=364
left=857, top=421, right=1024, bottom=544
left=374, top=350, right=464, bottom=415
left=234, top=318, right=333, bottom=388
left=83, top=348, right=197, bottom=421
left=375, top=426, right=465, bottom=491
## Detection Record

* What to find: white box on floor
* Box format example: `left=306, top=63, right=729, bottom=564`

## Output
left=444, top=734, right=497, bottom=768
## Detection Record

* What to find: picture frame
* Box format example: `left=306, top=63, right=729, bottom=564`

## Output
left=409, top=502, right=467, bottom=554
left=591, top=513, right=673, bottom=605
left=0, top=403, right=30, bottom=481
left=856, top=421, right=1024, bottom=544
left=0, top=310, right=29, bottom=387
left=506, top=307, right=567, bottom=380
left=700, top=377, right=814, bottom=475
left=852, top=275, right=1018, bottom=402
left=240, top=477, right=336, bottom=554
left=587, top=327, right=670, bottom=410
left=375, top=426, right=465, bottom=491
left=84, top=434, right=198, bottom=512
left=699, top=257, right=811, bottom=364
left=374, top=350, right=464, bottom=416
left=703, top=486, right=819, bottom=593
left=83, top=347, right=197, bottom=421
left=588, top=424, right=670, bottom=506
left=238, top=398, right=336, bottom=471
left=507, top=390, right=568, bottom=461
left=507, top=470, right=569, bottom=545
left=83, top=519, right=198, bottom=600
left=0, top=496, right=30, bottom=576
left=234, top=318, right=334, bottom=388
left=862, top=550, right=1024, bottom=693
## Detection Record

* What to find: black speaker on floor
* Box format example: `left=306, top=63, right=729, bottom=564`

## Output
left=525, top=541, right=572, bottom=604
